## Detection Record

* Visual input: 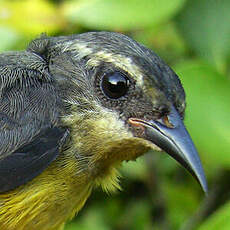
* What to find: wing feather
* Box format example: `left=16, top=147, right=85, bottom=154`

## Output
left=0, top=51, right=68, bottom=193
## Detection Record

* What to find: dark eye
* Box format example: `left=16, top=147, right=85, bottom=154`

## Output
left=101, top=72, right=130, bottom=99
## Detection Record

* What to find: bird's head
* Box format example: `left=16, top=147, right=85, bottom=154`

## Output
left=29, top=32, right=207, bottom=192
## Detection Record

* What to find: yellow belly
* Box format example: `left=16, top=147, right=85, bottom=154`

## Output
left=0, top=154, right=93, bottom=230
left=0, top=150, right=121, bottom=230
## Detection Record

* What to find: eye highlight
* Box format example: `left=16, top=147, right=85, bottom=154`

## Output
left=101, top=71, right=130, bottom=99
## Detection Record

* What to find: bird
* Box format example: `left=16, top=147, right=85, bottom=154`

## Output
left=0, top=31, right=207, bottom=230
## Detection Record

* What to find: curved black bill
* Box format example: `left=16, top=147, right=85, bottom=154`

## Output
left=137, top=106, right=208, bottom=193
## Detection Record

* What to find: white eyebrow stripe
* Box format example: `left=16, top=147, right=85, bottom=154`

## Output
left=87, top=51, right=145, bottom=88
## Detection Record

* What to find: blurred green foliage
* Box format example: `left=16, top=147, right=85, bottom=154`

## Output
left=0, top=0, right=230, bottom=229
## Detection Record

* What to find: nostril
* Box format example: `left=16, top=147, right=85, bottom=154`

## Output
left=157, top=106, right=181, bottom=128
left=158, top=115, right=174, bottom=129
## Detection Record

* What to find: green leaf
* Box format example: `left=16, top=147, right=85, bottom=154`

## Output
left=63, top=0, right=186, bottom=30
left=176, top=0, right=230, bottom=72
left=198, top=201, right=230, bottom=230
left=65, top=205, right=110, bottom=230
left=0, top=27, right=22, bottom=51
left=0, top=0, right=61, bottom=35
left=121, top=157, right=148, bottom=181
left=164, top=180, right=200, bottom=229
left=174, top=61, right=230, bottom=169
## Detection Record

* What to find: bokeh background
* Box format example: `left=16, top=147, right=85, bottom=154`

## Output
left=0, top=0, right=230, bottom=229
